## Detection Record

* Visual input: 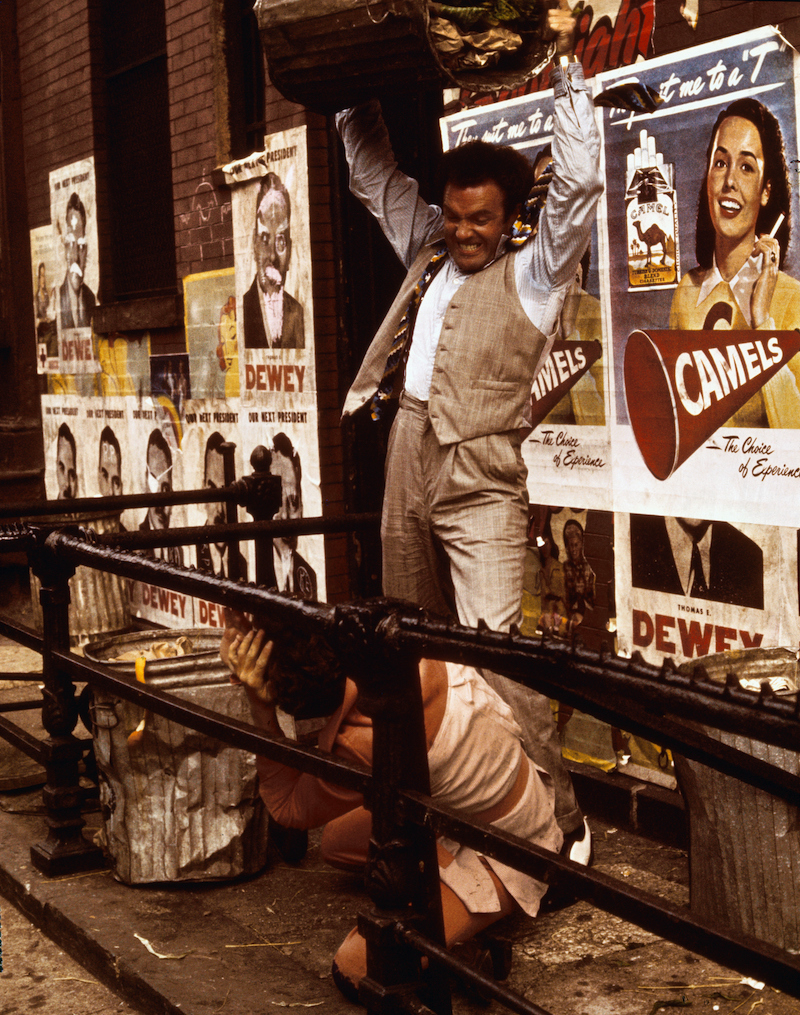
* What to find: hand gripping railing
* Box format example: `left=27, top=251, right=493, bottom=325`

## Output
left=3, top=525, right=800, bottom=1012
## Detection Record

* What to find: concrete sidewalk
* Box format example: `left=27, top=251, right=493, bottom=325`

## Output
left=2, top=789, right=797, bottom=1015
left=0, top=634, right=796, bottom=1015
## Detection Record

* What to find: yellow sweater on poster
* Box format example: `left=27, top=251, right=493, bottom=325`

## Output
left=668, top=267, right=800, bottom=428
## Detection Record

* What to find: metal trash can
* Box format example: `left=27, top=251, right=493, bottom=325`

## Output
left=29, top=510, right=130, bottom=646
left=85, top=629, right=268, bottom=884
left=675, top=647, right=800, bottom=951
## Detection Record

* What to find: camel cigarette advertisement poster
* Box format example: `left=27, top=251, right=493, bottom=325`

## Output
left=598, top=27, right=800, bottom=529
left=442, top=88, right=612, bottom=511
left=223, top=126, right=316, bottom=409
left=48, top=158, right=101, bottom=375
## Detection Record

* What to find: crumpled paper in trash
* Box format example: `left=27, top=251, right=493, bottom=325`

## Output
left=430, top=16, right=523, bottom=69
left=110, top=636, right=194, bottom=662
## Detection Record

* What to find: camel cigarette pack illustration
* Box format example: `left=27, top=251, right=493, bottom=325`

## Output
left=625, top=129, right=679, bottom=290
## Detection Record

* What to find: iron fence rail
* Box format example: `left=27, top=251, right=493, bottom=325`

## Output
left=1, top=521, right=800, bottom=1011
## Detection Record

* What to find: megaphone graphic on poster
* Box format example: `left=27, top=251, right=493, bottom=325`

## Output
left=527, top=340, right=602, bottom=430
left=624, top=329, right=800, bottom=479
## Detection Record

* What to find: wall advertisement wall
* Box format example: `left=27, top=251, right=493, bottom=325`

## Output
left=443, top=26, right=800, bottom=782
left=37, top=126, right=325, bottom=630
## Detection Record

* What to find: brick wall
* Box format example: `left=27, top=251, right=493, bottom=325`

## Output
left=167, top=0, right=233, bottom=279
left=17, top=0, right=99, bottom=232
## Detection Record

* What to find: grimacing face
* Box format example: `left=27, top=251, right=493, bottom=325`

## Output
left=98, top=440, right=122, bottom=498
left=707, top=115, right=770, bottom=255
left=254, top=189, right=291, bottom=295
left=442, top=180, right=516, bottom=274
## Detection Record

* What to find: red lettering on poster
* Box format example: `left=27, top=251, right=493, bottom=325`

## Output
left=60, top=337, right=94, bottom=361
left=245, top=364, right=306, bottom=393
left=677, top=619, right=713, bottom=658
left=466, top=0, right=653, bottom=103
left=632, top=609, right=764, bottom=659
left=654, top=613, right=676, bottom=654
left=739, top=630, right=764, bottom=649
left=715, top=626, right=737, bottom=654
left=197, top=599, right=223, bottom=628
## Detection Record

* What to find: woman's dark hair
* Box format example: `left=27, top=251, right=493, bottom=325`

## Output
left=264, top=630, right=347, bottom=720
left=438, top=141, right=535, bottom=218
left=695, top=97, right=791, bottom=269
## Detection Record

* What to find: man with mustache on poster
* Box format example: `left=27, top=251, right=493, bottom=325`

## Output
left=58, top=192, right=96, bottom=331
left=669, top=97, right=800, bottom=428
left=269, top=432, right=317, bottom=600
left=56, top=422, right=78, bottom=500
left=335, top=1, right=601, bottom=863
left=243, top=173, right=305, bottom=350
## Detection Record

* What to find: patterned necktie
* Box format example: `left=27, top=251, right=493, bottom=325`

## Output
left=369, top=165, right=553, bottom=422
left=370, top=246, right=448, bottom=420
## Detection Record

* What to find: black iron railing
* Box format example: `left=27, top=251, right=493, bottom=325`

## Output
left=0, top=508, right=799, bottom=1012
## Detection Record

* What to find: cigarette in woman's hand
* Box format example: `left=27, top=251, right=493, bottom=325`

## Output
left=769, top=213, right=785, bottom=239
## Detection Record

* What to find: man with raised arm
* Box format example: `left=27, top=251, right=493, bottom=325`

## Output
left=336, top=1, right=602, bottom=861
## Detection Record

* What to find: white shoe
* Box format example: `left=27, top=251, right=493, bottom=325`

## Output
left=561, top=818, right=593, bottom=866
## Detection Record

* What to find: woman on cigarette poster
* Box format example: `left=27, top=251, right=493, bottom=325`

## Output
left=669, top=96, right=800, bottom=428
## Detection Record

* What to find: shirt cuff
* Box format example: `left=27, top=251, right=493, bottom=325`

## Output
left=550, top=59, right=587, bottom=97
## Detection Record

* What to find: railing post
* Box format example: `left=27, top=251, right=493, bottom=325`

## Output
left=346, top=609, right=452, bottom=1015
left=221, top=440, right=244, bottom=581
left=29, top=538, right=105, bottom=875
left=236, top=445, right=282, bottom=588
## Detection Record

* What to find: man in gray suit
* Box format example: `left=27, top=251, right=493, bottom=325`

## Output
left=336, top=2, right=601, bottom=861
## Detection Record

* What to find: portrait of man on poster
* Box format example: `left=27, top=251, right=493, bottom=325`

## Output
left=196, top=431, right=247, bottom=580
left=630, top=514, right=764, bottom=610
left=98, top=426, right=123, bottom=499
left=56, top=422, right=78, bottom=500
left=269, top=432, right=316, bottom=599
left=243, top=173, right=305, bottom=350
left=58, top=192, right=96, bottom=331
left=139, top=428, right=184, bottom=566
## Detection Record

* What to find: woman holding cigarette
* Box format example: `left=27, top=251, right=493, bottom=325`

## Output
left=669, top=96, right=800, bottom=427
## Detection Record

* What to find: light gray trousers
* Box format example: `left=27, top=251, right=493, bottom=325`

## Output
left=381, top=392, right=582, bottom=835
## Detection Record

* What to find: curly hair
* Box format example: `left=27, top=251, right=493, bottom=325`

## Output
left=438, top=141, right=535, bottom=218
left=262, top=630, right=347, bottom=720
left=695, top=97, right=791, bottom=270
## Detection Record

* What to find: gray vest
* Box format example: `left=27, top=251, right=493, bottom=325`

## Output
left=343, top=243, right=547, bottom=444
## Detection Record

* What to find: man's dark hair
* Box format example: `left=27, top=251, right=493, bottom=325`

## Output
left=204, top=431, right=227, bottom=478
left=65, top=191, right=87, bottom=229
left=146, top=428, right=172, bottom=467
left=58, top=422, right=76, bottom=456
left=696, top=97, right=791, bottom=269
left=98, top=426, right=121, bottom=469
left=438, top=141, right=535, bottom=218
left=254, top=172, right=291, bottom=227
